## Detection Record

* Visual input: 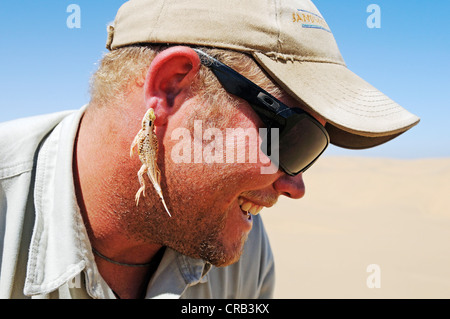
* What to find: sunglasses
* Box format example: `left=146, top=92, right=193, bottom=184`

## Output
left=194, top=49, right=329, bottom=176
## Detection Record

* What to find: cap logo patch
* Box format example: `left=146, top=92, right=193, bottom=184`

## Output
left=292, top=9, right=331, bottom=33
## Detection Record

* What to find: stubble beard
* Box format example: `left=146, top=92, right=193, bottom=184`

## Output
left=121, top=199, right=248, bottom=267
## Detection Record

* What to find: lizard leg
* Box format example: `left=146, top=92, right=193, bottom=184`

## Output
left=130, top=133, right=141, bottom=158
left=135, top=164, right=147, bottom=206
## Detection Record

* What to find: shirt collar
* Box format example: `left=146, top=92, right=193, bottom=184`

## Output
left=145, top=249, right=211, bottom=298
left=24, top=105, right=114, bottom=298
left=23, top=106, right=212, bottom=298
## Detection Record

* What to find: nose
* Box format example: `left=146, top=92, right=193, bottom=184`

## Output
left=273, top=173, right=306, bottom=199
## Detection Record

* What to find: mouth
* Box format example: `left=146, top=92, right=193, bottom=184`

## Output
left=238, top=197, right=264, bottom=220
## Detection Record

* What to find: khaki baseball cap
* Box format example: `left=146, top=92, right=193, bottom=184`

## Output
left=106, top=0, right=420, bottom=149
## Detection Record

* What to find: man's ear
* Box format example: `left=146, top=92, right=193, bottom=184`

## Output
left=144, top=46, right=201, bottom=125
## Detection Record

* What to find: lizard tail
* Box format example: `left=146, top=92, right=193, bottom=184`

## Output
left=148, top=170, right=172, bottom=218
left=160, top=196, right=172, bottom=218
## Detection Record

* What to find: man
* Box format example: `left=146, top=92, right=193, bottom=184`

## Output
left=0, top=0, right=419, bottom=299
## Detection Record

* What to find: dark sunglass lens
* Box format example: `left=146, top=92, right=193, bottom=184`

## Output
left=278, top=118, right=328, bottom=174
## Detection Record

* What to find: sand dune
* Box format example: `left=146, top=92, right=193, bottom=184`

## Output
left=261, top=156, right=450, bottom=298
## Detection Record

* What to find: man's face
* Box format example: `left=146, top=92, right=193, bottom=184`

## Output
left=153, top=90, right=316, bottom=267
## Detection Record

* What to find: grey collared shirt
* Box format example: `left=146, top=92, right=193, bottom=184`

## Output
left=0, top=106, right=275, bottom=299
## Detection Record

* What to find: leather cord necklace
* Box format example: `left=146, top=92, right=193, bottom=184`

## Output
left=92, top=247, right=158, bottom=268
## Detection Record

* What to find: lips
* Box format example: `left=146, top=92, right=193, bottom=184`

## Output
left=238, top=197, right=264, bottom=218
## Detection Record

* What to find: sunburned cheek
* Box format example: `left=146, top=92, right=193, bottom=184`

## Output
left=165, top=160, right=269, bottom=209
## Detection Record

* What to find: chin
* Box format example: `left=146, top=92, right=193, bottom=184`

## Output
left=200, top=232, right=249, bottom=268
left=205, top=250, right=243, bottom=268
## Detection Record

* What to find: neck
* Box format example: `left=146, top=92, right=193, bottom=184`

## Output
left=92, top=246, right=166, bottom=299
left=93, top=254, right=154, bottom=299
left=73, top=102, right=164, bottom=298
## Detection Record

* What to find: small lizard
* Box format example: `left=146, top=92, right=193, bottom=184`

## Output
left=130, top=108, right=172, bottom=217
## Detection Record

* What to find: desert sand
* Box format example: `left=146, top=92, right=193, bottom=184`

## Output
left=261, top=156, right=450, bottom=299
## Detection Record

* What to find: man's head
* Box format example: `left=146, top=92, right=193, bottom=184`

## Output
left=87, top=44, right=314, bottom=267
left=81, top=0, right=419, bottom=267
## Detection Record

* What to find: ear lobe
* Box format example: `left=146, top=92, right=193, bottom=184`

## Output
left=144, top=46, right=201, bottom=124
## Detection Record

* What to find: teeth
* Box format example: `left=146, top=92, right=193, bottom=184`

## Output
left=249, top=205, right=258, bottom=215
left=241, top=202, right=252, bottom=212
left=239, top=198, right=264, bottom=216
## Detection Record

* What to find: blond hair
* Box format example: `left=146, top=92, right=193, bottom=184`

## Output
left=89, top=45, right=282, bottom=112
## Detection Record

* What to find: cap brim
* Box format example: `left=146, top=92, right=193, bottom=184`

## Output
left=253, top=52, right=420, bottom=149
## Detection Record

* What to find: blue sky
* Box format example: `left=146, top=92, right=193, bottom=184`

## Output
left=0, top=1, right=449, bottom=159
